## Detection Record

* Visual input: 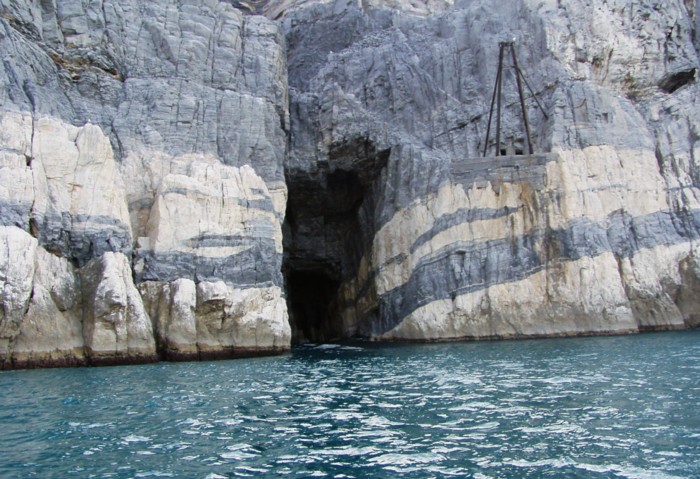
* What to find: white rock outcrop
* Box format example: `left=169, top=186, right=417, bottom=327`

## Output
left=0, top=226, right=37, bottom=366
left=0, top=0, right=292, bottom=367
left=31, top=117, right=133, bottom=263
left=139, top=280, right=290, bottom=360
left=139, top=279, right=198, bottom=360
left=81, top=252, right=157, bottom=364
left=12, top=247, right=84, bottom=368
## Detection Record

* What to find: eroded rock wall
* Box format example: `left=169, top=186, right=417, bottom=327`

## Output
left=1, top=0, right=699, bottom=366
left=0, top=0, right=290, bottom=367
left=279, top=0, right=700, bottom=340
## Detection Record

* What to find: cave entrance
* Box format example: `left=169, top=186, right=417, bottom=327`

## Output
left=286, top=270, right=341, bottom=343
left=282, top=138, right=390, bottom=345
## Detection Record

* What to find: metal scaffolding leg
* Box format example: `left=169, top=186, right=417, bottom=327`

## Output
left=517, top=68, right=549, bottom=120
left=511, top=44, right=533, bottom=155
left=482, top=40, right=544, bottom=157
left=482, top=48, right=503, bottom=157
left=495, top=44, right=504, bottom=157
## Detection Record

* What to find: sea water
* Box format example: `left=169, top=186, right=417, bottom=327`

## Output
left=1, top=331, right=699, bottom=478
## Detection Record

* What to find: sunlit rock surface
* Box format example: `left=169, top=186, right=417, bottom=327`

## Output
left=0, top=0, right=289, bottom=367
left=1, top=0, right=699, bottom=367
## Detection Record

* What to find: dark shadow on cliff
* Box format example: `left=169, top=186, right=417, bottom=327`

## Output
left=286, top=270, right=341, bottom=343
left=283, top=138, right=389, bottom=344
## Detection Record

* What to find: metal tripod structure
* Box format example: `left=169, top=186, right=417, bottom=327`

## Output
left=483, top=41, right=548, bottom=157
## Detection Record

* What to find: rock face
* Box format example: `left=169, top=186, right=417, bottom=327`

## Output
left=0, top=0, right=290, bottom=367
left=277, top=0, right=700, bottom=342
left=1, top=0, right=699, bottom=367
left=81, top=252, right=156, bottom=364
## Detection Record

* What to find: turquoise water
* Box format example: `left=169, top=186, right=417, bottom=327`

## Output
left=1, top=331, right=699, bottom=479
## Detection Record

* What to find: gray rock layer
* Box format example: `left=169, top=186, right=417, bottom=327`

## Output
left=278, top=0, right=700, bottom=341
left=0, top=0, right=290, bottom=367
left=1, top=0, right=700, bottom=367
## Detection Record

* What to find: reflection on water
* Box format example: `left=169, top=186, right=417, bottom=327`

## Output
left=1, top=331, right=699, bottom=478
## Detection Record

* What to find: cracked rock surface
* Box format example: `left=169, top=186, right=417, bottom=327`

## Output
left=0, top=0, right=290, bottom=367
left=278, top=0, right=700, bottom=341
left=1, top=0, right=700, bottom=367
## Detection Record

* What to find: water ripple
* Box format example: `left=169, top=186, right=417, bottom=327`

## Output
left=1, top=332, right=699, bottom=478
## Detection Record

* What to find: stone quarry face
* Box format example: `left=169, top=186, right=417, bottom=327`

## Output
left=0, top=0, right=699, bottom=367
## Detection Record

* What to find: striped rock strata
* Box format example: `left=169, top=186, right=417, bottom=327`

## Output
left=0, top=0, right=290, bottom=368
left=280, top=0, right=700, bottom=341
left=2, top=0, right=700, bottom=367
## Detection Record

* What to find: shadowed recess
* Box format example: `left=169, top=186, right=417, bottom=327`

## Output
left=282, top=138, right=389, bottom=343
left=286, top=270, right=342, bottom=343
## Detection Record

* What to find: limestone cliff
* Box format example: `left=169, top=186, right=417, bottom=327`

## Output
left=1, top=0, right=699, bottom=368
left=0, top=0, right=290, bottom=367
left=277, top=0, right=700, bottom=341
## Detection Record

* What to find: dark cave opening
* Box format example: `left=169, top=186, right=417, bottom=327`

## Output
left=282, top=168, right=364, bottom=344
left=286, top=270, right=342, bottom=343
left=658, top=68, right=697, bottom=94
left=282, top=139, right=390, bottom=344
